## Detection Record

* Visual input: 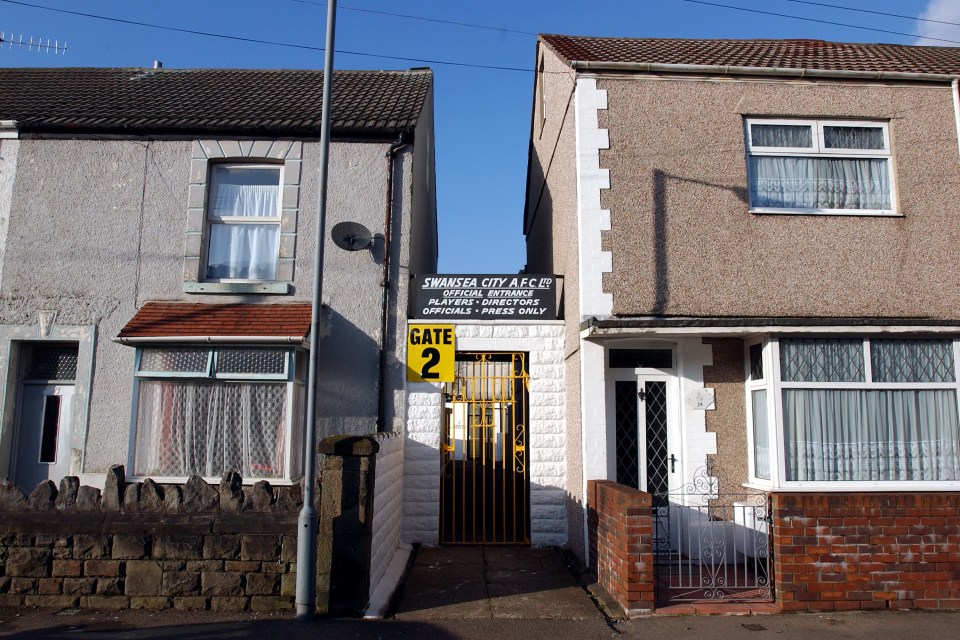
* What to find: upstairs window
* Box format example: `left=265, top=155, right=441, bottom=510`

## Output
left=205, top=164, right=281, bottom=281
left=745, top=119, right=894, bottom=215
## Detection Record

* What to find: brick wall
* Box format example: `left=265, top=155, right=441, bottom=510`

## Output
left=0, top=469, right=300, bottom=611
left=586, top=480, right=654, bottom=616
left=772, top=493, right=960, bottom=612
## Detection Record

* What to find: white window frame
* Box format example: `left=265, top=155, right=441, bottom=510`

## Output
left=128, top=346, right=305, bottom=484
left=203, top=162, right=283, bottom=283
left=743, top=337, right=776, bottom=487
left=745, top=335, right=960, bottom=491
left=744, top=118, right=898, bottom=217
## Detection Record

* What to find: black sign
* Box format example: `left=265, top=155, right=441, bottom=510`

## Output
left=410, top=274, right=558, bottom=320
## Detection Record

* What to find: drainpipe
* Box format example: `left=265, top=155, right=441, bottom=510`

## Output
left=377, top=137, right=409, bottom=432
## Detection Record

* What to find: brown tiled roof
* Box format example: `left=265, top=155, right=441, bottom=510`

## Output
left=540, top=35, right=960, bottom=77
left=118, top=302, right=312, bottom=339
left=0, top=68, right=431, bottom=137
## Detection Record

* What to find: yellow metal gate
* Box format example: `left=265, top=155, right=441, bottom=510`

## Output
left=440, top=352, right=530, bottom=544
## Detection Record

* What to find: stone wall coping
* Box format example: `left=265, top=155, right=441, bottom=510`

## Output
left=318, top=435, right=380, bottom=457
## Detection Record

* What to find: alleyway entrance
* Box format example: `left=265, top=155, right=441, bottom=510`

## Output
left=440, top=352, right=530, bottom=545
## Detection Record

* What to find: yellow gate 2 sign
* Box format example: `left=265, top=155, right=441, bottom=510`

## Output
left=407, top=324, right=455, bottom=382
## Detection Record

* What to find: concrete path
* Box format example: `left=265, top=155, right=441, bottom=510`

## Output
left=392, top=545, right=602, bottom=621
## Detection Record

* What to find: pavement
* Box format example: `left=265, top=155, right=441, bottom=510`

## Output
left=2, top=545, right=960, bottom=639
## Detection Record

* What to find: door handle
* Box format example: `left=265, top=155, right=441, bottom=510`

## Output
left=669, top=454, right=676, bottom=473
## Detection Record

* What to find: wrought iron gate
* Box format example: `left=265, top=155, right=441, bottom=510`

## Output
left=440, top=352, right=530, bottom=544
left=653, top=461, right=773, bottom=603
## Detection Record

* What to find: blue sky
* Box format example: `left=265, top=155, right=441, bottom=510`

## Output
left=0, top=1, right=955, bottom=273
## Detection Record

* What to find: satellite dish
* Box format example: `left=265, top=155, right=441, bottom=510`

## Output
left=331, top=221, right=373, bottom=251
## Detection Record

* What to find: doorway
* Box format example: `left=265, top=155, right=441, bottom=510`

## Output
left=12, top=342, right=78, bottom=489
left=440, top=352, right=530, bottom=545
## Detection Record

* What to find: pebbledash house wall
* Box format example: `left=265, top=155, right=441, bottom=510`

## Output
left=591, top=73, right=960, bottom=319
left=0, top=134, right=427, bottom=484
left=402, top=321, right=568, bottom=547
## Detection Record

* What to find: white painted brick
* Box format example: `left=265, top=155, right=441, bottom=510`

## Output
left=532, top=533, right=567, bottom=547
left=529, top=432, right=564, bottom=449
left=530, top=504, right=565, bottom=520
left=530, top=488, right=567, bottom=505
left=530, top=406, right=564, bottom=421
left=407, top=405, right=441, bottom=421
left=531, top=450, right=566, bottom=465
left=531, top=517, right=568, bottom=534
left=401, top=474, right=438, bottom=491
left=404, top=488, right=439, bottom=504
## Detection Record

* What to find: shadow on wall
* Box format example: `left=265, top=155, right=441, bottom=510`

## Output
left=316, top=306, right=383, bottom=435
left=650, top=169, right=748, bottom=315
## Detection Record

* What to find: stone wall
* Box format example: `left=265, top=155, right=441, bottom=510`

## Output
left=586, top=480, right=654, bottom=617
left=0, top=468, right=301, bottom=611
left=772, top=493, right=960, bottom=612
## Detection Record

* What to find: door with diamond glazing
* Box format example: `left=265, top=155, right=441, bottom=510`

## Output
left=613, top=375, right=680, bottom=495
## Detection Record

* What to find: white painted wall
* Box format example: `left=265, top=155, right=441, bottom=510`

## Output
left=402, top=321, right=567, bottom=547
left=368, top=431, right=404, bottom=598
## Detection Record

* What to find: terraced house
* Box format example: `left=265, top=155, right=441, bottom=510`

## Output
left=0, top=66, right=436, bottom=611
left=525, top=35, right=960, bottom=613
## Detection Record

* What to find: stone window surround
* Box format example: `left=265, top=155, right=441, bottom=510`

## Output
left=183, top=140, right=303, bottom=295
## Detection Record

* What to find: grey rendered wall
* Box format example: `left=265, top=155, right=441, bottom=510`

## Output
left=596, top=76, right=960, bottom=319
left=409, top=83, right=438, bottom=277
left=0, top=136, right=415, bottom=477
left=524, top=45, right=586, bottom=559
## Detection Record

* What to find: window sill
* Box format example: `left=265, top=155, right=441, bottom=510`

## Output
left=184, top=282, right=291, bottom=295
left=749, top=208, right=903, bottom=218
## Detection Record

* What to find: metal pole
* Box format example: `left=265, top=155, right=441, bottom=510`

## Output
left=296, top=0, right=337, bottom=621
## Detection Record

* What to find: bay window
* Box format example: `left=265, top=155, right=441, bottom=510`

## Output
left=745, top=118, right=895, bottom=215
left=747, top=337, right=960, bottom=487
left=132, top=346, right=304, bottom=481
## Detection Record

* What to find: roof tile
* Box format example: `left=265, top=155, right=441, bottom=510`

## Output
left=540, top=35, right=960, bottom=76
left=118, top=302, right=312, bottom=339
left=0, top=68, right=431, bottom=137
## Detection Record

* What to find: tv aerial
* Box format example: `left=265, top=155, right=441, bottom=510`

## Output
left=1, top=32, right=68, bottom=54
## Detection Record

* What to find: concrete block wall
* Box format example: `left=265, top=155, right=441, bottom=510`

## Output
left=402, top=322, right=567, bottom=547
left=772, top=493, right=960, bottom=612
left=369, top=432, right=403, bottom=597
left=0, top=472, right=300, bottom=611
left=586, top=480, right=655, bottom=617
left=403, top=384, right=442, bottom=545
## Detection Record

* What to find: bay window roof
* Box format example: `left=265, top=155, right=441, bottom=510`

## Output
left=115, top=302, right=311, bottom=343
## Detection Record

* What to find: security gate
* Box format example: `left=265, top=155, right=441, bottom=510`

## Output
left=440, top=352, right=530, bottom=544
left=652, top=461, right=773, bottom=603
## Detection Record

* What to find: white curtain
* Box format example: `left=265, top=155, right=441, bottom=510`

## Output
left=783, top=389, right=960, bottom=481
left=752, top=389, right=771, bottom=480
left=135, top=380, right=287, bottom=479
left=750, top=156, right=890, bottom=210
left=206, top=224, right=279, bottom=280
left=207, top=167, right=280, bottom=280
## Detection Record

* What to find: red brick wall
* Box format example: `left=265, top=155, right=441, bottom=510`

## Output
left=586, top=480, right=655, bottom=614
left=772, top=493, right=960, bottom=611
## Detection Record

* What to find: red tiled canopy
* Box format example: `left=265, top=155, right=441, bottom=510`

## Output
left=117, top=302, right=312, bottom=341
